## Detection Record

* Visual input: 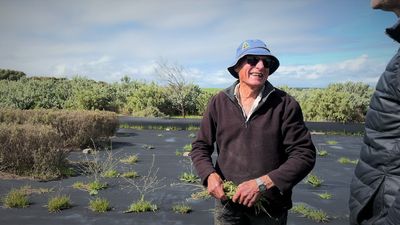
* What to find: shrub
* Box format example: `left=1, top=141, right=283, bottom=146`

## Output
left=0, top=108, right=119, bottom=149
left=0, top=123, right=67, bottom=179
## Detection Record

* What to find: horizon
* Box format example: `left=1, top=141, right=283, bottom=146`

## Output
left=0, top=0, right=397, bottom=88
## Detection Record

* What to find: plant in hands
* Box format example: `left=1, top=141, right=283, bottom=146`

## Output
left=223, top=180, right=271, bottom=216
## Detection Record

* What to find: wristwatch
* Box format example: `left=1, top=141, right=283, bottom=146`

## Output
left=256, top=178, right=267, bottom=192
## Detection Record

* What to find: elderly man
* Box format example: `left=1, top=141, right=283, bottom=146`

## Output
left=190, top=39, right=316, bottom=225
left=349, top=1, right=400, bottom=225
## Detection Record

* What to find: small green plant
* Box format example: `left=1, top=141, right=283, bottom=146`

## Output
left=120, top=154, right=139, bottom=164
left=72, top=180, right=108, bottom=195
left=222, top=181, right=269, bottom=215
left=316, top=192, right=333, bottom=200
left=125, top=198, right=158, bottom=213
left=291, top=203, right=329, bottom=223
left=187, top=125, right=199, bottom=131
left=305, top=174, right=324, bottom=187
left=89, top=197, right=111, bottom=212
left=101, top=169, right=120, bottom=178
left=317, top=150, right=328, bottom=157
left=172, top=203, right=192, bottom=214
left=123, top=155, right=165, bottom=213
left=3, top=188, right=30, bottom=208
left=191, top=189, right=210, bottom=200
left=121, top=171, right=139, bottom=179
left=72, top=181, right=85, bottom=189
left=183, top=144, right=192, bottom=152
left=326, top=140, right=338, bottom=145
left=338, top=157, right=358, bottom=165
left=188, top=133, right=196, bottom=138
left=47, top=195, right=71, bottom=212
left=179, top=172, right=200, bottom=183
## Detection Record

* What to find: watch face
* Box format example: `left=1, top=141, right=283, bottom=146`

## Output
left=259, top=184, right=267, bottom=192
left=256, top=178, right=267, bottom=192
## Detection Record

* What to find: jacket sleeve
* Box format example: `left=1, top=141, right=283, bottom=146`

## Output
left=189, top=96, right=217, bottom=186
left=267, top=97, right=316, bottom=193
left=385, top=191, right=400, bottom=225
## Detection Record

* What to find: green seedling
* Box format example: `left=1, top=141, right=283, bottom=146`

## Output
left=172, top=203, right=192, bottom=214
left=89, top=197, right=111, bottom=212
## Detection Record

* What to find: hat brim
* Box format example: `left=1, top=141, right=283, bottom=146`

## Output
left=227, top=51, right=280, bottom=78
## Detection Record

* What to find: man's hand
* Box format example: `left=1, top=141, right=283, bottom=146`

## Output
left=207, top=172, right=227, bottom=201
left=232, top=179, right=261, bottom=207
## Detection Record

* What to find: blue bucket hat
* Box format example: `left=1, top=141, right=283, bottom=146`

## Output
left=227, top=39, right=280, bottom=78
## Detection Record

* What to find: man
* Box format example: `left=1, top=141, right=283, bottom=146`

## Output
left=190, top=39, right=316, bottom=225
left=349, top=1, right=400, bottom=225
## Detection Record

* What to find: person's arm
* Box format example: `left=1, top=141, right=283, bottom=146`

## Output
left=190, top=96, right=226, bottom=200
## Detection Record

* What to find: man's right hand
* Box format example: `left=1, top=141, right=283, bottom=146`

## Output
left=207, top=172, right=227, bottom=201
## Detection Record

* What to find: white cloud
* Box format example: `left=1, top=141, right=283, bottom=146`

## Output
left=270, top=55, right=385, bottom=87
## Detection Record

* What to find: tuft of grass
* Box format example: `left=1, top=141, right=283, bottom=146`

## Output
left=326, top=140, right=338, bottom=145
left=3, top=188, right=30, bottom=208
left=72, top=180, right=108, bottom=195
left=187, top=126, right=199, bottom=131
left=317, top=150, right=328, bottom=157
left=119, top=124, right=144, bottom=130
left=305, top=174, right=324, bottom=188
left=191, top=189, right=210, bottom=200
left=89, top=197, right=111, bottom=212
left=121, top=171, right=139, bottom=178
left=120, top=154, right=139, bottom=164
left=316, top=192, right=333, bottom=200
left=188, top=133, right=196, bottom=138
left=172, top=203, right=192, bottom=214
left=179, top=172, right=200, bottom=183
left=125, top=199, right=158, bottom=213
left=101, top=169, right=120, bottom=178
left=291, top=203, right=329, bottom=223
left=337, top=157, right=358, bottom=165
left=47, top=195, right=71, bottom=212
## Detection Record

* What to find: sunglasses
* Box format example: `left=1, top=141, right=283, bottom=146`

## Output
left=244, top=55, right=271, bottom=68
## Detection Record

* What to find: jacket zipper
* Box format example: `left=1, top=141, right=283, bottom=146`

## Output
left=234, top=88, right=276, bottom=128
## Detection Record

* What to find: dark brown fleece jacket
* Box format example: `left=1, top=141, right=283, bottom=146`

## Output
left=190, top=81, right=316, bottom=209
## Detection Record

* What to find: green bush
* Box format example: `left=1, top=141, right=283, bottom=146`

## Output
left=125, top=82, right=168, bottom=117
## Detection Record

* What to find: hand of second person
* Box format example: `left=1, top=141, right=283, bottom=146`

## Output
left=232, top=179, right=261, bottom=207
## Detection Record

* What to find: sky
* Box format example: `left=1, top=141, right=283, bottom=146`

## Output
left=0, top=0, right=398, bottom=88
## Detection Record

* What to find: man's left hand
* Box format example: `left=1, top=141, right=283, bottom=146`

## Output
left=232, top=179, right=261, bottom=207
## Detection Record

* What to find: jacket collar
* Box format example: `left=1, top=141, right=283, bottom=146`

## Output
left=386, top=20, right=400, bottom=43
left=223, top=80, right=275, bottom=102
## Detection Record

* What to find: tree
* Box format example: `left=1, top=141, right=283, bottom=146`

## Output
left=0, top=69, right=26, bottom=80
left=155, top=59, right=200, bottom=118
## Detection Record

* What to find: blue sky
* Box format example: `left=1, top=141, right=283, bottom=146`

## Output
left=0, top=0, right=398, bottom=88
